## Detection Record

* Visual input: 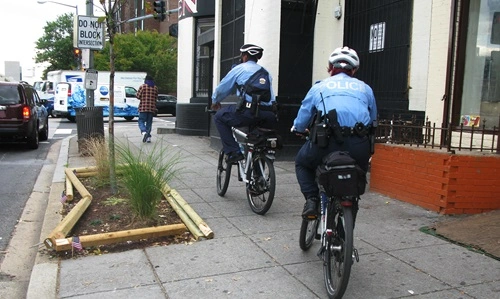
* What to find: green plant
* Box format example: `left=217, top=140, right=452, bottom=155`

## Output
left=103, top=196, right=127, bottom=206
left=115, top=140, right=181, bottom=220
left=109, top=214, right=121, bottom=221
left=90, top=219, right=103, bottom=226
left=84, top=136, right=110, bottom=183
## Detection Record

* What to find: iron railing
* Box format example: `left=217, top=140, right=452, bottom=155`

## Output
left=375, top=116, right=500, bottom=154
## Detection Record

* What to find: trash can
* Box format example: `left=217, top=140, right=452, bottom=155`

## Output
left=76, top=107, right=104, bottom=155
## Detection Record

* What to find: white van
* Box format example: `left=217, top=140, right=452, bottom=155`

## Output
left=53, top=82, right=139, bottom=122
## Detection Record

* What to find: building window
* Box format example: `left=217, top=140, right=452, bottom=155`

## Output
left=220, top=0, right=245, bottom=77
left=194, top=18, right=214, bottom=97
left=461, top=0, right=500, bottom=128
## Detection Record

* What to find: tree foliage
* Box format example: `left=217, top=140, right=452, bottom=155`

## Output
left=34, top=15, right=177, bottom=95
left=34, top=13, right=77, bottom=78
left=93, top=31, right=177, bottom=94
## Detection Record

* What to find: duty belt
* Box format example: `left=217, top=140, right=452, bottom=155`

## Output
left=339, top=125, right=370, bottom=137
left=243, top=102, right=274, bottom=112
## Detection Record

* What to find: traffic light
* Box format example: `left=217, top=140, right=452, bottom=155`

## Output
left=153, top=0, right=166, bottom=22
left=73, top=48, right=81, bottom=59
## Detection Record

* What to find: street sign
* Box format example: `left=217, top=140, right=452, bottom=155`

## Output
left=85, top=69, right=98, bottom=90
left=73, top=16, right=105, bottom=50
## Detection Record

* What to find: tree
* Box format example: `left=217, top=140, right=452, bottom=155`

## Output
left=34, top=13, right=78, bottom=78
left=93, top=30, right=177, bottom=94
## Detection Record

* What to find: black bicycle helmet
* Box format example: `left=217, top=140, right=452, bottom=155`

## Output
left=240, top=44, right=264, bottom=60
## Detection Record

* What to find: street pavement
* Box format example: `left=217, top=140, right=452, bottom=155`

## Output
left=15, top=120, right=500, bottom=298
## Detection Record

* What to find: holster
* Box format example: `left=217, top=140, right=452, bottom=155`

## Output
left=327, top=109, right=344, bottom=144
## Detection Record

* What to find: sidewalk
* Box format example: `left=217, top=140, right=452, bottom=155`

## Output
left=29, top=121, right=500, bottom=298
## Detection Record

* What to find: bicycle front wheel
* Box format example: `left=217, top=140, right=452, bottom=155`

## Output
left=216, top=150, right=231, bottom=196
left=323, top=205, right=354, bottom=299
left=246, top=156, right=275, bottom=215
left=299, top=217, right=319, bottom=251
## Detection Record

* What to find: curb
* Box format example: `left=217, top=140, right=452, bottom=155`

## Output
left=26, top=135, right=74, bottom=299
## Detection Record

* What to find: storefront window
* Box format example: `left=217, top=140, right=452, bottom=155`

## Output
left=461, top=0, right=500, bottom=128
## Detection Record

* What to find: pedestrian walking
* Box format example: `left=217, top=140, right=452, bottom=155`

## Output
left=136, top=75, right=158, bottom=143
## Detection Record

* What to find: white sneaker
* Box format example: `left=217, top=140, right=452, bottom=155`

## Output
left=146, top=136, right=151, bottom=143
left=142, top=132, right=147, bottom=143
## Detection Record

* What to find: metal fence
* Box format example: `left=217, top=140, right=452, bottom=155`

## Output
left=375, top=116, right=500, bottom=154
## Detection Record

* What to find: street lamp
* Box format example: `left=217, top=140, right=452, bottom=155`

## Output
left=37, top=0, right=78, bottom=15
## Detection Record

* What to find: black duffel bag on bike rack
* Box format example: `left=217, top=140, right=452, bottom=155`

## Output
left=316, top=151, right=367, bottom=197
left=246, top=127, right=283, bottom=150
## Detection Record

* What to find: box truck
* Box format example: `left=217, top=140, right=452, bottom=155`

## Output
left=53, top=82, right=140, bottom=122
left=48, top=70, right=147, bottom=122
left=46, top=70, right=146, bottom=90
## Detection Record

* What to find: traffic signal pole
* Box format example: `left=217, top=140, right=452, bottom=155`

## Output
left=124, top=7, right=179, bottom=23
left=86, top=0, right=94, bottom=107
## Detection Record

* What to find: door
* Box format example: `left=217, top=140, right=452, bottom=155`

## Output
left=344, top=0, right=417, bottom=121
left=54, top=83, right=70, bottom=113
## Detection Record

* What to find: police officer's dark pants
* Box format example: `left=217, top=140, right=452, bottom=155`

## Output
left=295, top=135, right=370, bottom=199
left=213, top=105, right=277, bottom=154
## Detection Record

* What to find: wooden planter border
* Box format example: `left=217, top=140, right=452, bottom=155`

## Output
left=44, top=166, right=213, bottom=251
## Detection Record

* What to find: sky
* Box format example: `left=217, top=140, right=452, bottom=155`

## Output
left=0, top=0, right=97, bottom=76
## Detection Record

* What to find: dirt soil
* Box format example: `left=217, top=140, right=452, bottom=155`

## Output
left=54, top=177, right=194, bottom=259
left=430, top=210, right=500, bottom=260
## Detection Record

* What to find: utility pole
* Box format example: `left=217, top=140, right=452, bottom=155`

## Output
left=86, top=0, right=95, bottom=107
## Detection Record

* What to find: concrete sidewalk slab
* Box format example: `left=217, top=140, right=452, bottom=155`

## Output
left=25, top=119, right=500, bottom=299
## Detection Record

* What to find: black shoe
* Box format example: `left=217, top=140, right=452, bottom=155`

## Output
left=302, top=197, right=319, bottom=219
left=226, top=152, right=244, bottom=164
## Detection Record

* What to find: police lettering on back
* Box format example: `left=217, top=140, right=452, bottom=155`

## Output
left=324, top=79, right=366, bottom=92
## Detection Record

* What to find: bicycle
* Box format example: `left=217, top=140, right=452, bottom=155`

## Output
left=215, top=124, right=280, bottom=215
left=298, top=150, right=365, bottom=299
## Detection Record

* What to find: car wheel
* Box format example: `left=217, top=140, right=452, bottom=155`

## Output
left=27, top=124, right=39, bottom=149
left=39, top=117, right=49, bottom=141
left=124, top=116, right=134, bottom=121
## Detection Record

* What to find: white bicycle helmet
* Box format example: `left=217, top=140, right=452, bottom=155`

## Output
left=240, top=44, right=264, bottom=59
left=328, top=46, right=360, bottom=70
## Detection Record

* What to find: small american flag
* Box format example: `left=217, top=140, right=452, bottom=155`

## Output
left=60, top=191, right=68, bottom=203
left=72, top=236, right=83, bottom=251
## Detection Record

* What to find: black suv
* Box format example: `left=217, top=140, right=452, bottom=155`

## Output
left=0, top=81, right=49, bottom=149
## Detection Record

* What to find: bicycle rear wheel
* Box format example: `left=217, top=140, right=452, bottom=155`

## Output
left=246, top=156, right=275, bottom=215
left=216, top=150, right=231, bottom=196
left=323, top=206, right=354, bottom=299
left=299, top=217, right=319, bottom=251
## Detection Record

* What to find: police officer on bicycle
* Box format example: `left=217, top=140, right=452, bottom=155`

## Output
left=291, top=46, right=378, bottom=218
left=211, top=44, right=278, bottom=164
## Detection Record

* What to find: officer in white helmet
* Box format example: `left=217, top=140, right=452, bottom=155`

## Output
left=291, top=46, right=378, bottom=218
left=211, top=44, right=278, bottom=164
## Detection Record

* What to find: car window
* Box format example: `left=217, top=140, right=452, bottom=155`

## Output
left=125, top=86, right=137, bottom=97
left=25, top=86, right=35, bottom=106
left=33, top=89, right=42, bottom=105
left=158, top=95, right=176, bottom=102
left=0, top=85, right=21, bottom=105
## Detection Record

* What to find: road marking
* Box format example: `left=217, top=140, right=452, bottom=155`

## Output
left=54, top=129, right=73, bottom=135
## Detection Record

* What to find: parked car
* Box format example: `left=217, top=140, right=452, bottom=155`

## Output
left=43, top=96, right=55, bottom=117
left=156, top=94, right=177, bottom=116
left=0, top=81, right=49, bottom=149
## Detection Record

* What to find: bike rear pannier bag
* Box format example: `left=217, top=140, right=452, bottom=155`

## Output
left=247, top=128, right=283, bottom=149
left=316, top=151, right=366, bottom=197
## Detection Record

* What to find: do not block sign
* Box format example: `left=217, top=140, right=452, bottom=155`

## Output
left=73, top=16, right=105, bottom=50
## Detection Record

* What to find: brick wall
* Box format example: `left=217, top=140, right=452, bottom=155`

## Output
left=370, top=144, right=500, bottom=214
